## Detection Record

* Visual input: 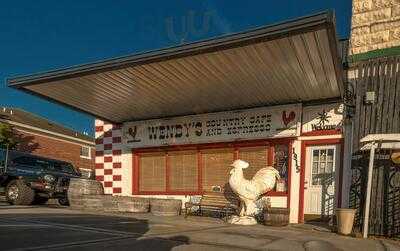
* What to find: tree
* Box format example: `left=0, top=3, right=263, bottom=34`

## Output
left=0, top=123, right=18, bottom=150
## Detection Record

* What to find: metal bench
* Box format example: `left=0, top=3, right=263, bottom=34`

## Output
left=184, top=191, right=240, bottom=220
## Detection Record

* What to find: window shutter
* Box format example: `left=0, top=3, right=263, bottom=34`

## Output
left=169, top=151, right=198, bottom=191
left=238, top=146, right=268, bottom=180
left=201, top=148, right=234, bottom=192
left=139, top=153, right=166, bottom=192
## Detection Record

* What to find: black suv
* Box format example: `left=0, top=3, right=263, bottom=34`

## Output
left=0, top=149, right=81, bottom=205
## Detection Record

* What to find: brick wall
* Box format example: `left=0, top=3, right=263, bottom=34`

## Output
left=351, top=0, right=400, bottom=54
left=94, top=119, right=123, bottom=195
left=15, top=129, right=94, bottom=170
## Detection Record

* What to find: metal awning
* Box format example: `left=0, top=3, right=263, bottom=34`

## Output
left=7, top=11, right=343, bottom=123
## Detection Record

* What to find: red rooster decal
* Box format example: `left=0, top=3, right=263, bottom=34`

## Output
left=282, top=111, right=296, bottom=127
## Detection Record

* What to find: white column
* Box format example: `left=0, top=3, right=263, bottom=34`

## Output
left=363, top=142, right=376, bottom=238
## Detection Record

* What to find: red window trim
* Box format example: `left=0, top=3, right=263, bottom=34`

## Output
left=298, top=138, right=344, bottom=223
left=132, top=139, right=293, bottom=201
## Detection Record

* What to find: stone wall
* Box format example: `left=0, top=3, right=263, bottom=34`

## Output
left=351, top=0, right=400, bottom=54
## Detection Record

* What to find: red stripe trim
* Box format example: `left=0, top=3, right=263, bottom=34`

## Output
left=104, top=156, right=113, bottom=162
left=104, top=181, right=113, bottom=187
left=301, top=129, right=341, bottom=136
left=113, top=162, right=122, bottom=168
left=95, top=151, right=104, bottom=157
left=113, top=187, right=122, bottom=193
left=112, top=137, right=121, bottom=143
left=95, top=163, right=104, bottom=169
left=112, top=150, right=122, bottom=156
left=298, top=138, right=343, bottom=223
left=104, top=169, right=113, bottom=175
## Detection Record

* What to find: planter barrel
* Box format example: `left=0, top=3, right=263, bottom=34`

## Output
left=117, top=197, right=150, bottom=213
left=264, top=207, right=289, bottom=226
left=82, top=195, right=104, bottom=210
left=103, top=195, right=119, bottom=213
left=336, top=208, right=355, bottom=235
left=68, top=178, right=104, bottom=196
left=150, top=198, right=182, bottom=216
left=67, top=178, right=104, bottom=209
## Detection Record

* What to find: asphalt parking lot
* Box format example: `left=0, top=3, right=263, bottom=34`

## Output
left=0, top=199, right=399, bottom=251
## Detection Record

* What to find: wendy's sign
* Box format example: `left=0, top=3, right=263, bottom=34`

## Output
left=123, top=104, right=301, bottom=148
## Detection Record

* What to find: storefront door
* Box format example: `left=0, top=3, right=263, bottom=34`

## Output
left=304, top=145, right=340, bottom=219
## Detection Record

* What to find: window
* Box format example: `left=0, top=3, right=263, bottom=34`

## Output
left=139, top=153, right=166, bottom=192
left=238, top=146, right=268, bottom=180
left=169, top=151, right=198, bottom=191
left=12, top=156, right=40, bottom=168
left=135, top=142, right=291, bottom=195
left=274, top=144, right=289, bottom=182
left=52, top=162, right=77, bottom=174
left=0, top=149, right=6, bottom=168
left=311, top=148, right=335, bottom=186
left=80, top=146, right=91, bottom=159
left=201, top=148, right=234, bottom=192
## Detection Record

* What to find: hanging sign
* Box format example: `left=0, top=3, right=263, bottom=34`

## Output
left=123, top=104, right=301, bottom=148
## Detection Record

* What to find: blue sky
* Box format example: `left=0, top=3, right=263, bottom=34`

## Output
left=0, top=1, right=351, bottom=136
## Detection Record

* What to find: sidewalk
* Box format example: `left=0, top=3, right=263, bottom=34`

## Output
left=0, top=200, right=399, bottom=250
left=95, top=210, right=400, bottom=251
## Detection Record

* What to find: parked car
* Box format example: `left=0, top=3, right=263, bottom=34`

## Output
left=0, top=148, right=81, bottom=205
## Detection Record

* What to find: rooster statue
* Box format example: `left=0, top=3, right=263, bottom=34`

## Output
left=228, top=159, right=280, bottom=225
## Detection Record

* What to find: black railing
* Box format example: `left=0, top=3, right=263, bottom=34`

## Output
left=350, top=149, right=400, bottom=238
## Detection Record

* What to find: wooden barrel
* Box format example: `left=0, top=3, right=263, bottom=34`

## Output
left=118, top=197, right=150, bottom=213
left=103, top=195, right=119, bottom=213
left=68, top=178, right=104, bottom=196
left=67, top=178, right=104, bottom=209
left=264, top=207, right=289, bottom=226
left=150, top=198, right=182, bottom=216
left=82, top=195, right=104, bottom=211
left=68, top=196, right=85, bottom=210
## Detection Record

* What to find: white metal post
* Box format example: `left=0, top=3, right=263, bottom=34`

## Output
left=363, top=142, right=376, bottom=238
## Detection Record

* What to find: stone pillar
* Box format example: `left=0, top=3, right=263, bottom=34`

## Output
left=350, top=0, right=400, bottom=54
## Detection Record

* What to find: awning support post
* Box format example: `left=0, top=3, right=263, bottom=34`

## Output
left=363, top=141, right=376, bottom=238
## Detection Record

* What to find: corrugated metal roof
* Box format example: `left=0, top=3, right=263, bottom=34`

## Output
left=8, top=11, right=343, bottom=123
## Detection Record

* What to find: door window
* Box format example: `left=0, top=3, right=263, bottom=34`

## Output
left=311, top=148, right=335, bottom=186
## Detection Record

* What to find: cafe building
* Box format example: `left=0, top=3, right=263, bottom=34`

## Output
left=8, top=11, right=346, bottom=223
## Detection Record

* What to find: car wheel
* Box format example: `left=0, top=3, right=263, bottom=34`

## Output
left=58, top=197, right=69, bottom=206
left=5, top=180, right=35, bottom=205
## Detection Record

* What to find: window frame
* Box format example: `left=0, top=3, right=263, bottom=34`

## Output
left=133, top=138, right=293, bottom=198
left=80, top=145, right=91, bottom=159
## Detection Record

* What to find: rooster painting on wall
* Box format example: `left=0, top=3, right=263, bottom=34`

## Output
left=229, top=159, right=280, bottom=217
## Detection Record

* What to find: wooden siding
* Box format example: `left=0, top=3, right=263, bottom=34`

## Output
left=351, top=56, right=400, bottom=151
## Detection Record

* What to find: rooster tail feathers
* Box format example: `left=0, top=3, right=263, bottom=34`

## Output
left=272, top=168, right=281, bottom=180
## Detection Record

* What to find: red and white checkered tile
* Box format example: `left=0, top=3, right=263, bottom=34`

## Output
left=95, top=119, right=123, bottom=195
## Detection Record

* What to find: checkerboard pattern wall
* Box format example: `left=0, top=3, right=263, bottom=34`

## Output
left=95, top=119, right=123, bottom=195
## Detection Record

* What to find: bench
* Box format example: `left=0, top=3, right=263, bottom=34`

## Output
left=184, top=191, right=240, bottom=220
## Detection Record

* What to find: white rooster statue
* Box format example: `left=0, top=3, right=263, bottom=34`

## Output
left=228, top=159, right=280, bottom=225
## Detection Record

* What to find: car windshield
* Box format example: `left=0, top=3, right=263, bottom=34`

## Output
left=12, top=156, right=77, bottom=174
left=0, top=149, right=5, bottom=169
left=51, top=162, right=77, bottom=174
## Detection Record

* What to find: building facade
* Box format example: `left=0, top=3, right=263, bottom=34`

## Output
left=95, top=103, right=344, bottom=223
left=8, top=12, right=345, bottom=224
left=0, top=107, right=95, bottom=172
